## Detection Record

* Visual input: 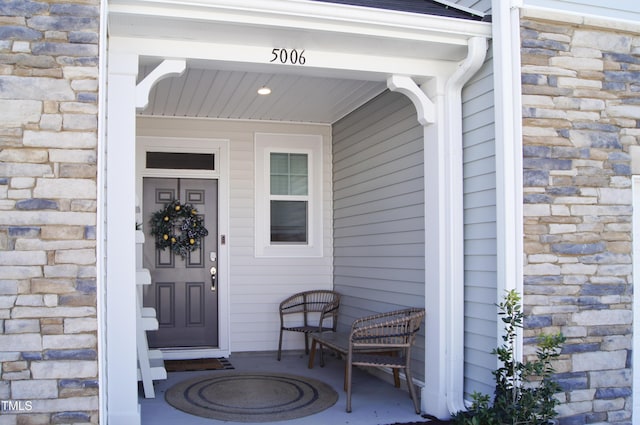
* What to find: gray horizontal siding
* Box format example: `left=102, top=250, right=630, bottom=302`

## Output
left=453, top=0, right=492, bottom=14
left=332, top=90, right=426, bottom=381
left=462, top=45, right=498, bottom=398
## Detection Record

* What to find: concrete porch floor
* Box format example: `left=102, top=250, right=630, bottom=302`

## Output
left=139, top=351, right=442, bottom=425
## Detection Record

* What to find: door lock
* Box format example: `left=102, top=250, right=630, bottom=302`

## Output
left=210, top=266, right=217, bottom=292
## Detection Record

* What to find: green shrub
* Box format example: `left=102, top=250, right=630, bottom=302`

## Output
left=453, top=290, right=565, bottom=425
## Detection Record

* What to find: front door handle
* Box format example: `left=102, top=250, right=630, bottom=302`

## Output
left=210, top=266, right=217, bottom=291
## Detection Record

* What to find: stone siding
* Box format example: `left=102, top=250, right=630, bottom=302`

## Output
left=521, top=13, right=640, bottom=425
left=0, top=0, right=99, bottom=424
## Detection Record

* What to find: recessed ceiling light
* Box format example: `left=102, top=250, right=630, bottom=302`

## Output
left=257, top=86, right=271, bottom=95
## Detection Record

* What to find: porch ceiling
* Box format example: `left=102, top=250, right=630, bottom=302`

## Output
left=113, top=0, right=492, bottom=123
left=138, top=62, right=387, bottom=124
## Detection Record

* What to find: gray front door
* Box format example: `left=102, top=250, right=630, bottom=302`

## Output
left=142, top=177, right=219, bottom=348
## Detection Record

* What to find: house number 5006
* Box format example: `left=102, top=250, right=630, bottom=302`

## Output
left=270, top=48, right=306, bottom=65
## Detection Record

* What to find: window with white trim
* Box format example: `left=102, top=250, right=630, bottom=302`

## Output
left=255, top=133, right=323, bottom=257
left=270, top=152, right=309, bottom=243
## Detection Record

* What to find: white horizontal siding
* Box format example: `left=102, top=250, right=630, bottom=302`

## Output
left=332, top=90, right=426, bottom=381
left=524, top=0, right=640, bottom=21
left=462, top=46, right=498, bottom=398
left=137, top=116, right=333, bottom=353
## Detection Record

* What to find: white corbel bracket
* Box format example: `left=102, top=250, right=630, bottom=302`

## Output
left=386, top=75, right=435, bottom=126
left=136, top=59, right=187, bottom=110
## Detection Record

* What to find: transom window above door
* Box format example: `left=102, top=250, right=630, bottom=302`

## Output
left=255, top=133, right=323, bottom=257
left=146, top=151, right=215, bottom=171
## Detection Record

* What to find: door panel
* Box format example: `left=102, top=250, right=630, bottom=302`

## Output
left=186, top=282, right=205, bottom=326
left=142, top=177, right=219, bottom=348
left=156, top=283, right=175, bottom=327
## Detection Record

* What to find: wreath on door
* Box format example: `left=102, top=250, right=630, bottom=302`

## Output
left=149, top=200, right=209, bottom=258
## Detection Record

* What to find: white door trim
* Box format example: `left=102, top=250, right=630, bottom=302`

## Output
left=136, top=136, right=231, bottom=359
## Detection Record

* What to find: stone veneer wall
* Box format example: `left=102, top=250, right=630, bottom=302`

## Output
left=0, top=0, right=100, bottom=424
left=521, top=10, right=640, bottom=425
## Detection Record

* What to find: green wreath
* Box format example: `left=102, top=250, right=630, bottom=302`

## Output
left=149, top=200, right=209, bottom=258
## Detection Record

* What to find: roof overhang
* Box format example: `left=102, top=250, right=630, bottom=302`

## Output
left=108, top=0, right=492, bottom=82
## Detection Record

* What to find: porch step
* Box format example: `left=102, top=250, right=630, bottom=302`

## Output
left=137, top=269, right=151, bottom=286
left=140, top=316, right=158, bottom=331
left=137, top=358, right=167, bottom=381
left=148, top=349, right=163, bottom=360
left=135, top=228, right=167, bottom=399
left=142, top=307, right=157, bottom=318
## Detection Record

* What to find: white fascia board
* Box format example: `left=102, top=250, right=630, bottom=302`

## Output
left=109, top=36, right=460, bottom=82
left=108, top=0, right=492, bottom=43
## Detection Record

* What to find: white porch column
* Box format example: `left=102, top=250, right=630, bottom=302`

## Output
left=105, top=52, right=140, bottom=425
left=388, top=36, right=487, bottom=420
left=388, top=75, right=450, bottom=418
left=421, top=78, right=452, bottom=419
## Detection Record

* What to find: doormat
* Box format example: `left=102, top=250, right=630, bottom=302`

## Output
left=165, top=372, right=338, bottom=422
left=164, top=357, right=234, bottom=372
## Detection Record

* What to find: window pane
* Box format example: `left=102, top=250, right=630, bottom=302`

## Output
left=146, top=152, right=215, bottom=170
left=269, top=152, right=308, bottom=196
left=271, top=200, right=307, bottom=243
left=270, top=175, right=289, bottom=196
left=289, top=154, right=308, bottom=175
left=270, top=153, right=289, bottom=174
left=290, top=176, right=308, bottom=196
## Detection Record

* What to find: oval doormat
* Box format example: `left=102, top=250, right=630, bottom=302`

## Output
left=165, top=372, right=339, bottom=422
